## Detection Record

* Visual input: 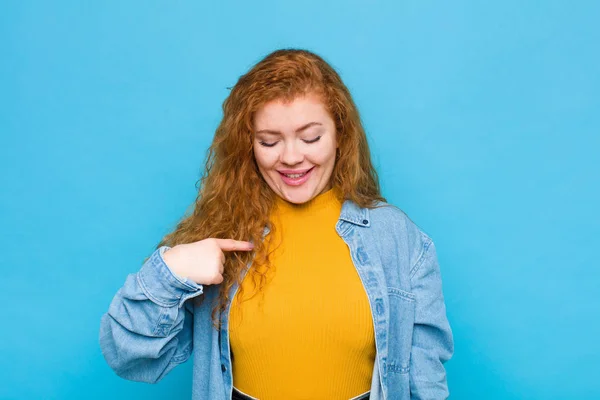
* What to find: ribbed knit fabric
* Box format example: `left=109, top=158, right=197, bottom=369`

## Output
left=229, top=186, right=375, bottom=400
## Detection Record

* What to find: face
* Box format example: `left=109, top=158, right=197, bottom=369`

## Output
left=253, top=93, right=338, bottom=204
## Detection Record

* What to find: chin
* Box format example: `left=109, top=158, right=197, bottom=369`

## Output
left=281, top=186, right=327, bottom=204
left=285, top=195, right=312, bottom=204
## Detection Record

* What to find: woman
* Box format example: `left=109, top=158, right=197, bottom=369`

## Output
left=99, top=49, right=454, bottom=400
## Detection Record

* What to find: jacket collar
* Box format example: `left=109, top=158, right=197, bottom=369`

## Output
left=339, top=199, right=371, bottom=227
left=261, top=198, right=370, bottom=237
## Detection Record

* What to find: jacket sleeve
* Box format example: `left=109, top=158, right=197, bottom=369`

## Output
left=409, top=235, right=454, bottom=399
left=99, top=246, right=204, bottom=384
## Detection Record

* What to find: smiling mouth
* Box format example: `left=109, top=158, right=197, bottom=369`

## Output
left=278, top=167, right=314, bottom=178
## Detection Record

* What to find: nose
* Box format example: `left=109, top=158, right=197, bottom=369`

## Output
left=280, top=141, right=304, bottom=166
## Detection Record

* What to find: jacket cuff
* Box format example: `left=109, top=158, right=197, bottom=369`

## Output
left=138, top=246, right=204, bottom=308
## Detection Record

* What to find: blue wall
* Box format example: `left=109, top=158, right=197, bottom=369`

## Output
left=1, top=1, right=598, bottom=399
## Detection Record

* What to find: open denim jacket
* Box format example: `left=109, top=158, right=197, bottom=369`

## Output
left=99, top=199, right=454, bottom=399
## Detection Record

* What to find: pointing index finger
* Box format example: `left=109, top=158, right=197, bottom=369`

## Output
left=214, top=238, right=254, bottom=252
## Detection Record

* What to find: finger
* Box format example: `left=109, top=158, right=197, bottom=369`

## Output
left=213, top=273, right=224, bottom=284
left=214, top=238, right=254, bottom=252
left=219, top=263, right=224, bottom=274
left=220, top=251, right=226, bottom=264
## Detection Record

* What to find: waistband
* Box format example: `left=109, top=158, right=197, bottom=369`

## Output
left=232, top=386, right=370, bottom=400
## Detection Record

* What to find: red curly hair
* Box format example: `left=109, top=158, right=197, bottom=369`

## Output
left=154, top=48, right=386, bottom=329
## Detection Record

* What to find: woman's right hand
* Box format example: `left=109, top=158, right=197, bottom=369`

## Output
left=162, top=239, right=254, bottom=285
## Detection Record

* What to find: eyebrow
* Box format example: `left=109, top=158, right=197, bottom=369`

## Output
left=255, top=122, right=322, bottom=135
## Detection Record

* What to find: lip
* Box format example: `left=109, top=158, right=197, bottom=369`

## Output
left=277, top=167, right=313, bottom=174
left=278, top=166, right=314, bottom=186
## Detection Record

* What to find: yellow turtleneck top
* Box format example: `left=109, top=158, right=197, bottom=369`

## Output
left=229, top=186, right=376, bottom=400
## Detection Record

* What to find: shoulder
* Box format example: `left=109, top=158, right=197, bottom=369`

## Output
left=367, top=200, right=433, bottom=266
left=368, top=200, right=431, bottom=239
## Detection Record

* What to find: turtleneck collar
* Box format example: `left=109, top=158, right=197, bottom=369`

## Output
left=273, top=185, right=343, bottom=215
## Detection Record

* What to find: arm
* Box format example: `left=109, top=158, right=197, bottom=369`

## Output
left=99, top=246, right=204, bottom=383
left=409, top=235, right=454, bottom=399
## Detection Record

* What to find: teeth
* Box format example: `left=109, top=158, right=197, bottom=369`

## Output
left=284, top=172, right=306, bottom=178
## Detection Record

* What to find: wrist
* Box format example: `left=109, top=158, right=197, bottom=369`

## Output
left=162, top=246, right=186, bottom=278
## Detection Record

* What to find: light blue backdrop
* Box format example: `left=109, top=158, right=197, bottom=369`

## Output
left=1, top=1, right=598, bottom=399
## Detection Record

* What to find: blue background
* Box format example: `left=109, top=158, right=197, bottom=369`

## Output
left=1, top=1, right=598, bottom=399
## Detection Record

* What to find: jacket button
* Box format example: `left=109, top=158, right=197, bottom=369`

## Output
left=362, top=219, right=368, bottom=225
left=221, top=364, right=227, bottom=372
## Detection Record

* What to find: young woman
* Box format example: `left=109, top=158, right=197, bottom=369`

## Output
left=99, top=49, right=454, bottom=400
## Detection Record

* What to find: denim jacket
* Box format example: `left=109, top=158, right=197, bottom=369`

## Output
left=99, top=200, right=454, bottom=399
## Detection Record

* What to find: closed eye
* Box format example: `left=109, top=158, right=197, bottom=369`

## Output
left=258, top=135, right=321, bottom=148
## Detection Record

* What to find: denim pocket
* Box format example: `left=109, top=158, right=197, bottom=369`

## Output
left=386, top=287, right=415, bottom=375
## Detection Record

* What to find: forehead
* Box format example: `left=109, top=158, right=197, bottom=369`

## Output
left=253, top=93, right=331, bottom=129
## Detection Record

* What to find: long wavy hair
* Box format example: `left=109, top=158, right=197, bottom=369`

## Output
left=153, top=48, right=386, bottom=329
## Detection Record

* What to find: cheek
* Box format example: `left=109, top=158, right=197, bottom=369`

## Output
left=253, top=146, right=277, bottom=170
left=311, top=141, right=337, bottom=165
